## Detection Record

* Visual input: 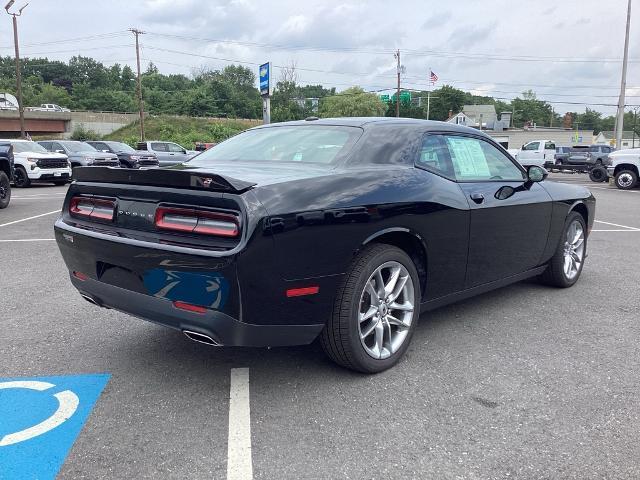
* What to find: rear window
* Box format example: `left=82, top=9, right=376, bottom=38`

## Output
left=189, top=126, right=362, bottom=166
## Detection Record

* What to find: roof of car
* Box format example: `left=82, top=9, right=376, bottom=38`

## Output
left=254, top=117, right=483, bottom=134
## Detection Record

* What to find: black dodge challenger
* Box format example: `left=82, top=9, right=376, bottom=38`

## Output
left=54, top=118, right=595, bottom=373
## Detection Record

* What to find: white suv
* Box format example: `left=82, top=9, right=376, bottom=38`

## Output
left=1, top=139, right=72, bottom=187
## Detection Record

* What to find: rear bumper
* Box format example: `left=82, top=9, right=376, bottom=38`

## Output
left=72, top=274, right=323, bottom=347
left=54, top=218, right=329, bottom=347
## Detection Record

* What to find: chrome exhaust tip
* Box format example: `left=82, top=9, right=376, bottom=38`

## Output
left=183, top=330, right=220, bottom=346
left=80, top=293, right=99, bottom=306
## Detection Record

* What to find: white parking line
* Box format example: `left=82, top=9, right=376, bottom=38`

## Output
left=227, top=368, right=253, bottom=480
left=591, top=229, right=640, bottom=232
left=10, top=196, right=66, bottom=200
left=0, top=210, right=60, bottom=228
left=0, top=238, right=56, bottom=242
left=11, top=192, right=67, bottom=198
left=594, top=220, right=640, bottom=231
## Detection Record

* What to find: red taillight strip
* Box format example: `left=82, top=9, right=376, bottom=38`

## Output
left=286, top=286, right=320, bottom=297
left=155, top=207, right=239, bottom=237
left=69, top=196, right=115, bottom=221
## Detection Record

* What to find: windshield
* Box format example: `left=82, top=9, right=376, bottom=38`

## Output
left=11, top=141, right=48, bottom=153
left=61, top=141, right=97, bottom=153
left=188, top=125, right=362, bottom=166
left=108, top=142, right=135, bottom=153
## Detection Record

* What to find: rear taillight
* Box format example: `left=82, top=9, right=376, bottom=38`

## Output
left=69, top=196, right=115, bottom=221
left=154, top=207, right=239, bottom=237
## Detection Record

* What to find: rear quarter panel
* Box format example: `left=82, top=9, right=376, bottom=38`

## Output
left=254, top=167, right=470, bottom=300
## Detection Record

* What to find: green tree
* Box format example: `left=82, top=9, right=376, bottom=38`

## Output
left=319, top=87, right=386, bottom=117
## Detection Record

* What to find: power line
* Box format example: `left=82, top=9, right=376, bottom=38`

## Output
left=0, top=31, right=129, bottom=50
left=145, top=31, right=640, bottom=64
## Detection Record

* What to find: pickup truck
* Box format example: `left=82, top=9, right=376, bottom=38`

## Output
left=509, top=140, right=556, bottom=168
left=0, top=141, right=13, bottom=208
left=28, top=103, right=71, bottom=112
left=607, top=148, right=640, bottom=190
left=136, top=141, right=198, bottom=166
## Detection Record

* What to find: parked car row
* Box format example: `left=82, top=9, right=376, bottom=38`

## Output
left=0, top=138, right=202, bottom=189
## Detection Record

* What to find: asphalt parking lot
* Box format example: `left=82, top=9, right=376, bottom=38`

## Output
left=1, top=173, right=639, bottom=480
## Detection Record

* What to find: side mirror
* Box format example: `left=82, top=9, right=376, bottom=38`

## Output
left=55, top=149, right=64, bottom=154
left=527, top=165, right=548, bottom=182
left=101, top=149, right=109, bottom=152
left=182, top=149, right=187, bottom=154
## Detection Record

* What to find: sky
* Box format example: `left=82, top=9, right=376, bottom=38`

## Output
left=1, top=0, right=639, bottom=116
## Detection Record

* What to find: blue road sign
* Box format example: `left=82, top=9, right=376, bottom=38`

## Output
left=259, top=62, right=271, bottom=96
left=0, top=373, right=110, bottom=480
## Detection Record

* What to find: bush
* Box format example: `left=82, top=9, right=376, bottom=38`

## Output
left=70, top=124, right=101, bottom=141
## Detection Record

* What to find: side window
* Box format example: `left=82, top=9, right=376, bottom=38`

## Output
left=523, top=141, right=539, bottom=151
left=93, top=142, right=108, bottom=151
left=416, top=135, right=454, bottom=179
left=39, top=142, right=51, bottom=151
left=168, top=143, right=185, bottom=153
left=151, top=142, right=167, bottom=152
left=445, top=136, right=525, bottom=182
left=50, top=142, right=63, bottom=152
left=545, top=141, right=556, bottom=150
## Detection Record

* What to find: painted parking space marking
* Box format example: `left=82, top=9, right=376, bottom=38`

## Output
left=594, top=220, right=640, bottom=231
left=227, top=368, right=253, bottom=480
left=0, top=373, right=109, bottom=480
left=0, top=210, right=60, bottom=228
left=0, top=238, right=56, bottom=243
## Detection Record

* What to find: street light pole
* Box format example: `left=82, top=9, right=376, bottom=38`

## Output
left=615, top=0, right=632, bottom=149
left=5, top=1, right=28, bottom=139
left=129, top=28, right=145, bottom=142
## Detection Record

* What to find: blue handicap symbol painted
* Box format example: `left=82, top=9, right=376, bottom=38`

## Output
left=0, top=373, right=110, bottom=480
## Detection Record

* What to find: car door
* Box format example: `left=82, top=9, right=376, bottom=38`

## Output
left=151, top=142, right=171, bottom=166
left=442, top=134, right=553, bottom=288
left=518, top=141, right=540, bottom=162
left=167, top=142, right=190, bottom=163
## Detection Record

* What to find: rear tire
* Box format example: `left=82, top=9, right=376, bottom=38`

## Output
left=614, top=170, right=638, bottom=190
left=320, top=244, right=421, bottom=373
left=0, top=171, right=10, bottom=209
left=539, top=212, right=587, bottom=288
left=13, top=166, right=30, bottom=187
left=589, top=166, right=607, bottom=183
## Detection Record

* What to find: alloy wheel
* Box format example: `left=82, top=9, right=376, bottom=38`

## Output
left=563, top=220, right=585, bottom=280
left=358, top=261, right=415, bottom=360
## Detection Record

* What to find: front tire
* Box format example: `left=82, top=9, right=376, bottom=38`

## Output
left=614, top=170, right=638, bottom=190
left=0, top=171, right=10, bottom=208
left=13, top=166, right=30, bottom=187
left=540, top=212, right=587, bottom=288
left=320, top=244, right=421, bottom=373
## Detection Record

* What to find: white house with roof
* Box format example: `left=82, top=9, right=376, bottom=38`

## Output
left=594, top=131, right=639, bottom=149
left=446, top=105, right=499, bottom=129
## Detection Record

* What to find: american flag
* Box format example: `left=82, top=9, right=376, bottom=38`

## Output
left=429, top=70, right=438, bottom=85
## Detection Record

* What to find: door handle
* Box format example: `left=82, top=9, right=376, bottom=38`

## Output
left=470, top=193, right=485, bottom=204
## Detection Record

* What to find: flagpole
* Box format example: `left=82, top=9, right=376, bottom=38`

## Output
left=426, top=66, right=431, bottom=120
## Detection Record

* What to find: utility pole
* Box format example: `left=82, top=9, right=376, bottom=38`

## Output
left=5, top=0, right=28, bottom=139
left=615, top=0, right=632, bottom=149
left=394, top=49, right=400, bottom=118
left=130, top=28, right=145, bottom=142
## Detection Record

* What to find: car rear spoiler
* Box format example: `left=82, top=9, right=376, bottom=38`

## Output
left=72, top=166, right=257, bottom=194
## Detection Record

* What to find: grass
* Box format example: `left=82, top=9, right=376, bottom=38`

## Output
left=102, top=115, right=260, bottom=149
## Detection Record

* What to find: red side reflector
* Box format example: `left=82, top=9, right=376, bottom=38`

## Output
left=173, top=301, right=207, bottom=314
left=286, top=286, right=320, bottom=298
left=72, top=271, right=88, bottom=281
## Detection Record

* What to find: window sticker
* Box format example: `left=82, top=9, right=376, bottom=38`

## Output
left=447, top=137, right=490, bottom=178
